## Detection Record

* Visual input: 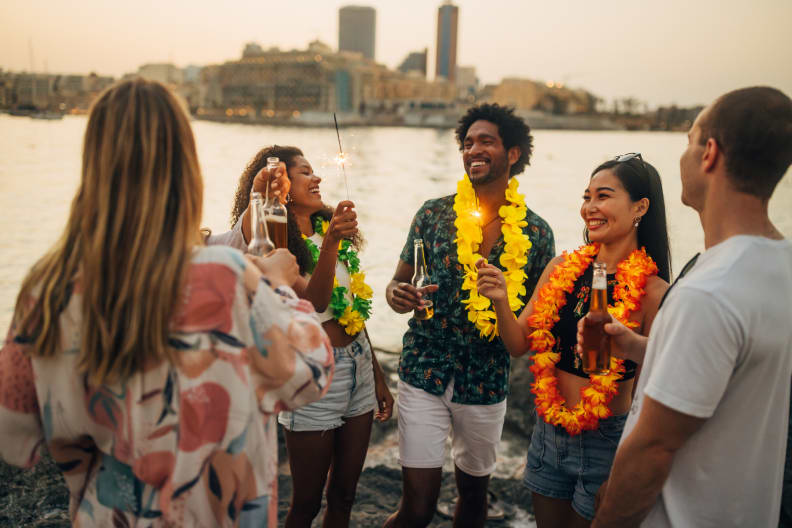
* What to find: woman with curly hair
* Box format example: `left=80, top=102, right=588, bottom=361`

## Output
left=209, top=145, right=394, bottom=528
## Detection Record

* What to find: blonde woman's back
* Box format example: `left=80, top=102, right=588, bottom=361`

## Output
left=0, top=79, right=334, bottom=526
left=1, top=244, right=333, bottom=526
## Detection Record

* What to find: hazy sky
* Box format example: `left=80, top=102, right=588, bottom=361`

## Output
left=2, top=0, right=791, bottom=107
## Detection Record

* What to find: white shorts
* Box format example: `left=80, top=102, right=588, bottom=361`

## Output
left=397, top=378, right=506, bottom=477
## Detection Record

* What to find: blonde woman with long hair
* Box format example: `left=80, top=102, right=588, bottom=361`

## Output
left=0, top=79, right=334, bottom=526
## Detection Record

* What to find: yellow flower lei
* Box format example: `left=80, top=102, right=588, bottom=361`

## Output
left=302, top=217, right=373, bottom=336
left=528, top=244, right=658, bottom=435
left=453, top=175, right=532, bottom=340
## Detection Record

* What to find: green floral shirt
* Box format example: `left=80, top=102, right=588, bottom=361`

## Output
left=398, top=194, right=555, bottom=404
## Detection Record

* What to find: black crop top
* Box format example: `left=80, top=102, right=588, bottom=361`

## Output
left=552, top=265, right=637, bottom=380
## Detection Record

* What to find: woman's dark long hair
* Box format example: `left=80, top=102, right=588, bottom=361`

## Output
left=586, top=157, right=671, bottom=282
left=230, top=145, right=362, bottom=275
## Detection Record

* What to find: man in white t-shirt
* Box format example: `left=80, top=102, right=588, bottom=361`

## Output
left=591, top=87, right=792, bottom=528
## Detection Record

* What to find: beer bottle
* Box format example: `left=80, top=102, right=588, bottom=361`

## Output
left=263, top=157, right=288, bottom=249
left=581, top=263, right=612, bottom=375
left=248, top=192, right=275, bottom=256
left=412, top=239, right=434, bottom=320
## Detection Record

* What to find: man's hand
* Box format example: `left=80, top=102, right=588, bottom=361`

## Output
left=387, top=281, right=438, bottom=313
left=247, top=249, right=299, bottom=288
left=595, top=478, right=608, bottom=514
left=252, top=161, right=290, bottom=204
left=576, top=316, right=648, bottom=365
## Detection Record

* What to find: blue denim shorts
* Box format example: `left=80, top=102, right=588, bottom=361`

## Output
left=522, top=411, right=627, bottom=520
left=278, top=332, right=376, bottom=432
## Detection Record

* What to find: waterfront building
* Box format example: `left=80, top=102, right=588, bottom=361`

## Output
left=435, top=1, right=458, bottom=82
left=137, top=63, right=183, bottom=86
left=398, top=49, right=428, bottom=78
left=456, top=65, right=477, bottom=101
left=339, top=6, right=376, bottom=61
left=485, top=77, right=596, bottom=115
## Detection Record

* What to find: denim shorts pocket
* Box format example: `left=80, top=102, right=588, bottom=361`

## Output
left=527, top=418, right=546, bottom=471
left=595, top=413, right=627, bottom=447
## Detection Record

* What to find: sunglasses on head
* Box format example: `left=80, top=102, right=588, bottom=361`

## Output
left=613, top=152, right=643, bottom=163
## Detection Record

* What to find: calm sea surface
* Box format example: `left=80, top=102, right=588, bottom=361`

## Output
left=1, top=114, right=790, bottom=351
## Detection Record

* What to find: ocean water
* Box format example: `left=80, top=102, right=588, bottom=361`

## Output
left=1, top=114, right=791, bottom=352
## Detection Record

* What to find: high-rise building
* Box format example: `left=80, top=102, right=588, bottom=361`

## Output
left=398, top=48, right=428, bottom=77
left=435, top=1, right=458, bottom=82
left=338, top=6, right=376, bottom=61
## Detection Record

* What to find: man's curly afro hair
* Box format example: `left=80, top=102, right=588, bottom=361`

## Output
left=454, top=103, right=533, bottom=177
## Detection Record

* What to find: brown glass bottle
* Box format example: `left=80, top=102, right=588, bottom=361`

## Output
left=581, top=263, right=612, bottom=375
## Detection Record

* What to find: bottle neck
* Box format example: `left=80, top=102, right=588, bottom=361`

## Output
left=250, top=198, right=267, bottom=241
left=414, top=244, right=425, bottom=271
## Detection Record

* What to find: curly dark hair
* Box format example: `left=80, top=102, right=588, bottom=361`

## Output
left=230, top=145, right=363, bottom=275
left=454, top=103, right=533, bottom=177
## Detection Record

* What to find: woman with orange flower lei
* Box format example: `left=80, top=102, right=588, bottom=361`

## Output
left=476, top=154, right=670, bottom=527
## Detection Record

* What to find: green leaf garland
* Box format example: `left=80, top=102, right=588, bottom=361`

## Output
left=301, top=215, right=372, bottom=335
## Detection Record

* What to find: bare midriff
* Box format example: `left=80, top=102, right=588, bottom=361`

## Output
left=556, top=369, right=634, bottom=416
left=323, top=319, right=358, bottom=348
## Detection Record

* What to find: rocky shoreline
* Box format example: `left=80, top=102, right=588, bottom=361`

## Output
left=0, top=351, right=538, bottom=527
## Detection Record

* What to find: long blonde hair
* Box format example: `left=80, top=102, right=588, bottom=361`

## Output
left=13, top=78, right=204, bottom=385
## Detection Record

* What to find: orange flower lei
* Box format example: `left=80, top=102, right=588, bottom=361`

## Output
left=527, top=244, right=658, bottom=435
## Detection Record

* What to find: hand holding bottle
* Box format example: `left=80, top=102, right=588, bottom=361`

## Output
left=575, top=316, right=648, bottom=365
left=252, top=159, right=290, bottom=204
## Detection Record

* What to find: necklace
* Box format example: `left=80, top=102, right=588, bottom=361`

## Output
left=302, top=217, right=373, bottom=336
left=528, top=244, right=658, bottom=435
left=453, top=175, right=532, bottom=340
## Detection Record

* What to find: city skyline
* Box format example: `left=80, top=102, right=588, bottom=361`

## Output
left=1, top=0, right=791, bottom=107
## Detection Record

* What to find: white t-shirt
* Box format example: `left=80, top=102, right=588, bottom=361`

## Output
left=621, top=235, right=792, bottom=528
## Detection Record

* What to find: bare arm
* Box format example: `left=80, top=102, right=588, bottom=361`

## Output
left=298, top=201, right=358, bottom=312
left=367, top=331, right=394, bottom=422
left=592, top=396, right=705, bottom=527
left=477, top=256, right=562, bottom=357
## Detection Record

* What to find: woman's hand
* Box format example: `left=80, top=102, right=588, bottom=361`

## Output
left=247, top=249, right=299, bottom=288
left=374, top=375, right=394, bottom=422
left=575, top=316, right=648, bottom=365
left=323, top=200, right=358, bottom=247
left=252, top=161, right=290, bottom=204
left=475, top=258, right=508, bottom=303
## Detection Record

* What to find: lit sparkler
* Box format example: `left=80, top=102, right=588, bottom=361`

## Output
left=333, top=113, right=350, bottom=200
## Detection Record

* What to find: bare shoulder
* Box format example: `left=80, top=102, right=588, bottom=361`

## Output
left=545, top=254, right=566, bottom=271
left=643, top=275, right=670, bottom=311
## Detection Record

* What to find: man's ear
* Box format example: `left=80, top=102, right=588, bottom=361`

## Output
left=702, top=138, right=719, bottom=172
left=507, top=146, right=521, bottom=167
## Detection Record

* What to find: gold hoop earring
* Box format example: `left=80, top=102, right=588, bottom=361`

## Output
left=633, top=217, right=641, bottom=228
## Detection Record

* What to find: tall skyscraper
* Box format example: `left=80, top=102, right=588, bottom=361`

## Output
left=435, top=1, right=458, bottom=82
left=338, top=6, right=376, bottom=61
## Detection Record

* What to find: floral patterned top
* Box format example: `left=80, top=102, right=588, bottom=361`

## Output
left=0, top=245, right=334, bottom=527
left=398, top=194, right=555, bottom=405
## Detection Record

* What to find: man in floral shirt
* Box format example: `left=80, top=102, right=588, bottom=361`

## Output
left=384, top=103, right=554, bottom=528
